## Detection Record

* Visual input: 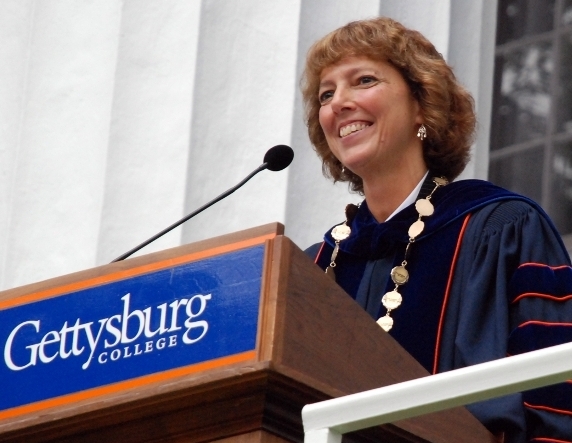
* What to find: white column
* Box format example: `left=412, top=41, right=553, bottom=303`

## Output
left=96, top=0, right=201, bottom=263
left=0, top=0, right=122, bottom=289
left=285, top=0, right=380, bottom=251
left=449, top=0, right=498, bottom=180
left=181, top=0, right=302, bottom=244
left=0, top=0, right=35, bottom=287
left=378, top=0, right=451, bottom=57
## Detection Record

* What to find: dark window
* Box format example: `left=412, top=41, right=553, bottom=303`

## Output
left=490, top=0, right=572, bottom=241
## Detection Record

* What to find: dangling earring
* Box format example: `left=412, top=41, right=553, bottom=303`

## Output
left=341, top=166, right=346, bottom=174
left=417, top=124, right=427, bottom=141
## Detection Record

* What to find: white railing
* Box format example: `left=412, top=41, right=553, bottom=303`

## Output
left=302, top=341, right=572, bottom=443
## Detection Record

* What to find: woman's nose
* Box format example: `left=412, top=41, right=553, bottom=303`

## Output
left=330, top=87, right=355, bottom=113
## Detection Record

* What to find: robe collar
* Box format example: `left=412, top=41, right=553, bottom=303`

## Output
left=324, top=179, right=539, bottom=260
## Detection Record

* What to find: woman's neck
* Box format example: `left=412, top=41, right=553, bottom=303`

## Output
left=362, top=165, right=428, bottom=223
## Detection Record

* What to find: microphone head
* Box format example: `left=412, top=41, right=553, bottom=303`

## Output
left=263, top=145, right=294, bottom=171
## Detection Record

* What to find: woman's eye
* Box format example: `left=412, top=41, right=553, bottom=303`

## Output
left=319, top=90, right=334, bottom=104
left=359, top=76, right=376, bottom=85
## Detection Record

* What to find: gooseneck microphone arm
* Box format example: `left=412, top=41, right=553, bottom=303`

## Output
left=111, top=145, right=294, bottom=263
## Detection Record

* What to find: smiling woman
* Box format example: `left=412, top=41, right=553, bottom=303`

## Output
left=317, top=57, right=424, bottom=221
left=303, top=17, right=572, bottom=443
left=302, top=17, right=475, bottom=196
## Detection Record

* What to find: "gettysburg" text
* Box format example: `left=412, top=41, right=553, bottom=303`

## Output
left=3, top=292, right=212, bottom=371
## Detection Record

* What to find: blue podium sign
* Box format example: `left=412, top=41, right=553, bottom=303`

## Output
left=0, top=243, right=266, bottom=419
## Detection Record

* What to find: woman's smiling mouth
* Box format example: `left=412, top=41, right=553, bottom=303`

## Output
left=339, top=122, right=371, bottom=138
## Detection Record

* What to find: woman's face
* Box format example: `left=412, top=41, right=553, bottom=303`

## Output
left=318, top=56, right=424, bottom=180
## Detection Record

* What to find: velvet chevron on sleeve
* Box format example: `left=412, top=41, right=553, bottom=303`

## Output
left=508, top=264, right=572, bottom=442
left=439, top=198, right=572, bottom=443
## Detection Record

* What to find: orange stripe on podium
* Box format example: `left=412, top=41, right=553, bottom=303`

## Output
left=0, top=233, right=275, bottom=311
left=0, top=350, right=257, bottom=421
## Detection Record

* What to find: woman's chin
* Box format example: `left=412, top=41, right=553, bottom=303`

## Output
left=341, top=152, right=377, bottom=176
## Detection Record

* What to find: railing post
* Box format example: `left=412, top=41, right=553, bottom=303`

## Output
left=304, top=428, right=342, bottom=443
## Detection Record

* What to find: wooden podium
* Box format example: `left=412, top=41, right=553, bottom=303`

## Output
left=0, top=223, right=494, bottom=443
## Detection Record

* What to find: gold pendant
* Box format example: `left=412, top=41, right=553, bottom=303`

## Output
left=408, top=220, right=424, bottom=238
left=331, top=223, right=351, bottom=241
left=390, top=266, right=409, bottom=285
left=433, top=177, right=448, bottom=186
left=415, top=198, right=434, bottom=216
left=382, top=290, right=402, bottom=310
left=377, top=314, right=394, bottom=332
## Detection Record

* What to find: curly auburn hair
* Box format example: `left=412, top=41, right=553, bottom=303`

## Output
left=302, top=17, right=476, bottom=193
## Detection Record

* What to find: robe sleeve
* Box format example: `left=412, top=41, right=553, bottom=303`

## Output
left=439, top=200, right=572, bottom=443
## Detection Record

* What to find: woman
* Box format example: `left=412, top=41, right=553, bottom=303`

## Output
left=303, top=17, right=572, bottom=443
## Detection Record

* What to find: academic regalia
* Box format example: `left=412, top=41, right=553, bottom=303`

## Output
left=307, top=179, right=572, bottom=443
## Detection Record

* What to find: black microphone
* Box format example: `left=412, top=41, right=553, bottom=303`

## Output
left=111, top=145, right=294, bottom=262
left=264, top=144, right=294, bottom=171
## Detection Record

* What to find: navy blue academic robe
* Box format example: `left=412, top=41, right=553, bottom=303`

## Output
left=307, top=179, right=572, bottom=443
